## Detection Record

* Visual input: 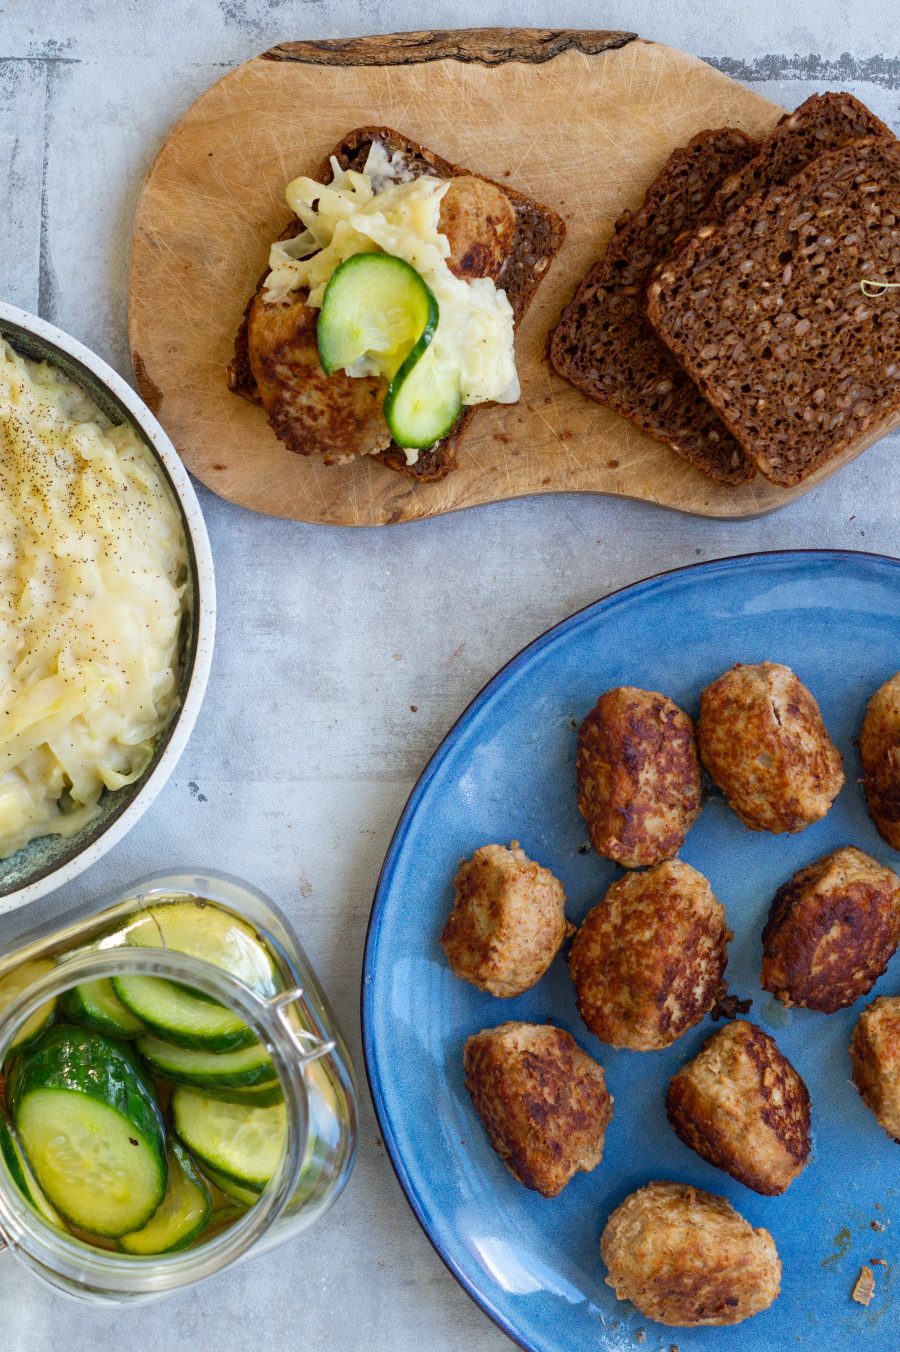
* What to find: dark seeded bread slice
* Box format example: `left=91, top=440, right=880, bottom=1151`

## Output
left=230, top=126, right=565, bottom=483
left=548, top=129, right=759, bottom=485
left=645, top=136, right=900, bottom=487
left=703, top=92, right=894, bottom=226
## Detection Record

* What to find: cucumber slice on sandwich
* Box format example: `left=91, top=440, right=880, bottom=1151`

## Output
left=384, top=341, right=463, bottom=450
left=317, top=253, right=437, bottom=379
left=7, top=1027, right=167, bottom=1237
left=316, top=253, right=461, bottom=449
left=119, top=1141, right=211, bottom=1255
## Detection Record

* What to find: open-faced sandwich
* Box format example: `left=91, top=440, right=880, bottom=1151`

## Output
left=229, top=128, right=565, bottom=482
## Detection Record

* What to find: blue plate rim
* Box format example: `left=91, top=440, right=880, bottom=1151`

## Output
left=360, top=546, right=900, bottom=1351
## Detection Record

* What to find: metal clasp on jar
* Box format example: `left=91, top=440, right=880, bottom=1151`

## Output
left=266, top=987, right=335, bottom=1066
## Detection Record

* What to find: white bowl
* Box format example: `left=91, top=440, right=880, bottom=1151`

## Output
left=0, top=302, right=215, bottom=915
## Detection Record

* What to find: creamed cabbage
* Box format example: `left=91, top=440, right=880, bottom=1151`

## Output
left=0, top=339, right=187, bottom=859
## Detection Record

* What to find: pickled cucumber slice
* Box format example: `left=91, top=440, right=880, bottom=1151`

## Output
left=115, top=900, right=277, bottom=1050
left=0, top=959, right=56, bottom=1053
left=124, top=900, right=277, bottom=994
left=137, top=1035, right=277, bottom=1089
left=383, top=341, right=463, bottom=450
left=199, top=1079, right=285, bottom=1108
left=119, top=1141, right=211, bottom=1255
left=7, top=1028, right=167, bottom=1237
left=317, top=254, right=437, bottom=379
left=61, top=979, right=146, bottom=1039
left=0, top=1117, right=64, bottom=1229
left=112, top=975, right=256, bottom=1052
left=201, top=1161, right=261, bottom=1207
left=172, top=1088, right=286, bottom=1190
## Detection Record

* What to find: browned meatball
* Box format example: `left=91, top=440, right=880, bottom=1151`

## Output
left=567, top=860, right=730, bottom=1051
left=439, top=176, right=517, bottom=282
left=463, top=1022, right=613, bottom=1197
left=850, top=996, right=900, bottom=1142
left=440, top=843, right=568, bottom=997
left=666, top=1020, right=811, bottom=1194
left=761, top=847, right=900, bottom=1012
left=860, top=673, right=900, bottom=849
left=601, top=1181, right=781, bottom=1327
left=576, top=687, right=702, bottom=869
left=698, top=662, right=844, bottom=833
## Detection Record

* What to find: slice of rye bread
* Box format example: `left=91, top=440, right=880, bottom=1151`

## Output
left=230, top=126, right=565, bottom=483
left=645, top=136, right=900, bottom=487
left=548, top=129, right=759, bottom=485
left=701, top=92, right=895, bottom=227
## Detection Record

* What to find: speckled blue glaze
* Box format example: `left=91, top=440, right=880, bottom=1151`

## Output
left=363, top=550, right=900, bottom=1352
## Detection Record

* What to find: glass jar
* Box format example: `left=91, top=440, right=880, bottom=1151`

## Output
left=0, top=870, right=357, bottom=1303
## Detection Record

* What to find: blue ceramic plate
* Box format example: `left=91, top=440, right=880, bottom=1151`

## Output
left=363, top=551, right=900, bottom=1351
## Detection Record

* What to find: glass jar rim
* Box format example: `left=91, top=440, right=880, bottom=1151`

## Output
left=0, top=870, right=303, bottom=986
left=0, top=946, right=314, bottom=1296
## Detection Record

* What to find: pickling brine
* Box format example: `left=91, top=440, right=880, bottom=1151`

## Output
left=0, top=872, right=357, bottom=1302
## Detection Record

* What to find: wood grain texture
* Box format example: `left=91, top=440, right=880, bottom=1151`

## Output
left=126, top=31, right=862, bottom=526
left=263, top=29, right=638, bottom=66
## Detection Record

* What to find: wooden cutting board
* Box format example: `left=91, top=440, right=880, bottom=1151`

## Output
left=126, top=28, right=835, bottom=526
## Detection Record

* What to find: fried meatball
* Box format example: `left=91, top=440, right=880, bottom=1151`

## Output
left=761, top=846, right=900, bottom=1012
left=247, top=289, right=392, bottom=464
left=568, top=860, right=730, bottom=1051
left=441, top=843, right=568, bottom=997
left=850, top=996, right=900, bottom=1142
left=860, top=672, right=900, bottom=849
left=666, top=1020, right=811, bottom=1194
left=698, top=662, right=844, bottom=833
left=463, top=1022, right=613, bottom=1197
left=576, top=687, right=702, bottom=869
left=439, top=176, right=516, bottom=283
left=601, top=1181, right=781, bottom=1327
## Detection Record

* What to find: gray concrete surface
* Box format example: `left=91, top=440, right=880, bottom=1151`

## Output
left=0, top=2, right=897, bottom=1348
